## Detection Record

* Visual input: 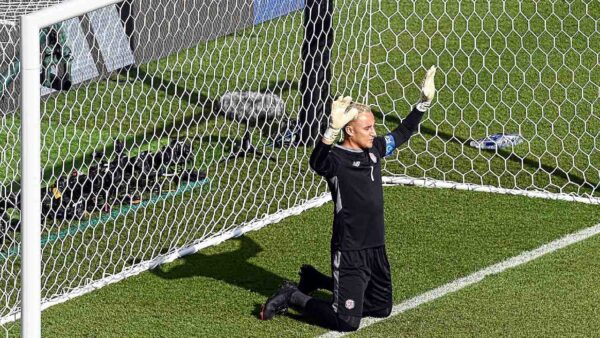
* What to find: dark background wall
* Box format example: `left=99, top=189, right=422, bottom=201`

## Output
left=0, top=0, right=305, bottom=115
left=128, top=0, right=254, bottom=65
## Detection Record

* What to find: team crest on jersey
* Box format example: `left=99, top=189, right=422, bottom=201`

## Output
left=369, top=152, right=377, bottom=163
left=345, top=299, right=355, bottom=310
left=353, top=161, right=360, bottom=167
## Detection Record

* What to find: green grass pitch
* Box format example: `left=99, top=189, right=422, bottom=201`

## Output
left=0, top=0, right=598, bottom=336
left=7, top=185, right=600, bottom=337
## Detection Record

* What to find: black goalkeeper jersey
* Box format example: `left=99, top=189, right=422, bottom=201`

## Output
left=309, top=107, right=424, bottom=251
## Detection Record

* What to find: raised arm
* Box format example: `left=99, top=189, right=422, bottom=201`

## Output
left=378, top=66, right=437, bottom=157
left=309, top=96, right=359, bottom=177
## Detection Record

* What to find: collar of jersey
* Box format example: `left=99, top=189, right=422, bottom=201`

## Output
left=334, top=144, right=364, bottom=153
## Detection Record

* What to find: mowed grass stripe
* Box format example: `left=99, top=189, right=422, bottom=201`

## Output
left=6, top=185, right=598, bottom=337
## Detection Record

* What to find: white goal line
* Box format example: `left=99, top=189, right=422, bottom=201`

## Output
left=382, top=176, right=600, bottom=205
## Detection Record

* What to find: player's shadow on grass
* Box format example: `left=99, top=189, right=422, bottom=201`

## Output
left=151, top=235, right=285, bottom=301
left=150, top=235, right=333, bottom=322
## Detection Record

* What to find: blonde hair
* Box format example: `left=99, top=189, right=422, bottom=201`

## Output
left=349, top=102, right=372, bottom=114
left=341, top=102, right=373, bottom=140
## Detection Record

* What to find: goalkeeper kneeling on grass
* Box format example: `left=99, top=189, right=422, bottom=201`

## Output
left=259, top=66, right=437, bottom=331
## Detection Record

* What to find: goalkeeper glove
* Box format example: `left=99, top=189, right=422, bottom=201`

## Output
left=323, top=96, right=359, bottom=144
left=416, top=65, right=437, bottom=112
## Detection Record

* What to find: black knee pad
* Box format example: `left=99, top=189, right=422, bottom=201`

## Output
left=337, top=314, right=361, bottom=332
left=364, top=306, right=392, bottom=318
left=377, top=306, right=392, bottom=318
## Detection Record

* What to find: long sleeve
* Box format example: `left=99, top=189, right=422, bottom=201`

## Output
left=374, top=106, right=425, bottom=157
left=309, top=141, right=337, bottom=178
left=391, top=106, right=425, bottom=145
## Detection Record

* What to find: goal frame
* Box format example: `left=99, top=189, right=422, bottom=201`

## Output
left=16, top=1, right=599, bottom=337
left=20, top=1, right=124, bottom=336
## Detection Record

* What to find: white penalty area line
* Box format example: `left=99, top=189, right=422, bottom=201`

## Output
left=320, top=221, right=600, bottom=337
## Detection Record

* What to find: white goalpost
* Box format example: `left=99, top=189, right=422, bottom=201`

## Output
left=0, top=0, right=597, bottom=336
left=20, top=3, right=130, bottom=336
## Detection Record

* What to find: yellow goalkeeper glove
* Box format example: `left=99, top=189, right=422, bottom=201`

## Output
left=323, top=96, right=359, bottom=143
left=416, top=65, right=437, bottom=112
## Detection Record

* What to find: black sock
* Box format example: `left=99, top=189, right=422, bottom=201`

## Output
left=314, top=271, right=334, bottom=291
left=301, top=265, right=334, bottom=292
left=290, top=291, right=311, bottom=309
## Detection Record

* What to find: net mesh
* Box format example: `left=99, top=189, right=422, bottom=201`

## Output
left=0, top=0, right=598, bottom=335
left=370, top=1, right=599, bottom=198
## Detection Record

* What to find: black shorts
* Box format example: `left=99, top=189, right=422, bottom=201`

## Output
left=331, top=246, right=392, bottom=317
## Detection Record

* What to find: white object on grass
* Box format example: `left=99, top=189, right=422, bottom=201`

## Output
left=469, top=133, right=523, bottom=150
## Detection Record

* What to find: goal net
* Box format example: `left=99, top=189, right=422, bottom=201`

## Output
left=0, top=0, right=598, bottom=334
left=369, top=2, right=598, bottom=203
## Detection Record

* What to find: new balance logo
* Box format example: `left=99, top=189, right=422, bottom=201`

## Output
left=352, top=161, right=360, bottom=167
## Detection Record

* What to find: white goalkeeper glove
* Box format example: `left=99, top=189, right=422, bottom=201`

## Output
left=416, top=65, right=437, bottom=112
left=323, top=96, right=359, bottom=144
